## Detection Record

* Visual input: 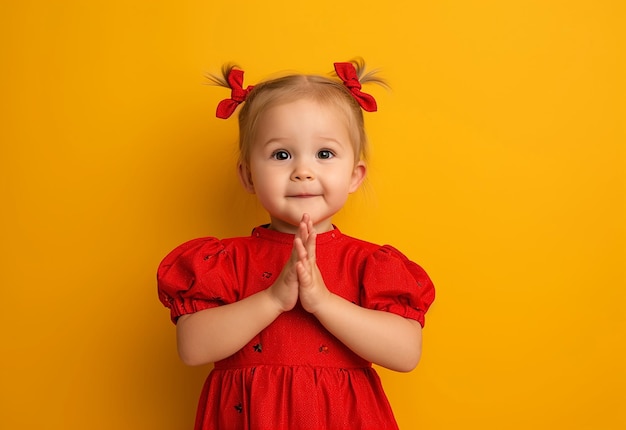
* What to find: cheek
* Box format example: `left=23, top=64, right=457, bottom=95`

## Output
left=330, top=165, right=358, bottom=186
left=251, top=169, right=279, bottom=193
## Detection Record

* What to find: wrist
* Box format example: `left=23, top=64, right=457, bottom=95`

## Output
left=306, top=288, right=334, bottom=316
left=265, top=282, right=293, bottom=314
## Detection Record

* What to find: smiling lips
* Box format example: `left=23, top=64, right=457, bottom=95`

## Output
left=287, top=194, right=320, bottom=198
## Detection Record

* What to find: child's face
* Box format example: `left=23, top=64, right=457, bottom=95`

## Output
left=239, top=98, right=366, bottom=233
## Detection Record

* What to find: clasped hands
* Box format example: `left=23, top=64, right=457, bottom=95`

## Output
left=269, top=213, right=331, bottom=315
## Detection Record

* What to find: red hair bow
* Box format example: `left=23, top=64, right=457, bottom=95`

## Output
left=216, top=69, right=254, bottom=119
left=334, top=62, right=377, bottom=112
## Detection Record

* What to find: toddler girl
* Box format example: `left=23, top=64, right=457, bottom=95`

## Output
left=157, top=60, right=435, bottom=430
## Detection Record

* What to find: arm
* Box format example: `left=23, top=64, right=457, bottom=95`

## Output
left=177, top=244, right=302, bottom=366
left=310, top=294, right=422, bottom=372
left=176, top=289, right=282, bottom=366
left=294, top=215, right=422, bottom=372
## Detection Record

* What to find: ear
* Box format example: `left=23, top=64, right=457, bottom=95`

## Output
left=237, top=162, right=255, bottom=194
left=348, top=161, right=367, bottom=193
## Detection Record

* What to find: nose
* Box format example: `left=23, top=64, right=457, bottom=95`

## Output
left=291, top=161, right=315, bottom=181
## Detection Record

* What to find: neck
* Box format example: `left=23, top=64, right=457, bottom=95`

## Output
left=268, top=217, right=334, bottom=234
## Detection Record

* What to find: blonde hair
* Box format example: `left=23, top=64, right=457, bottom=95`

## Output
left=209, top=59, right=386, bottom=169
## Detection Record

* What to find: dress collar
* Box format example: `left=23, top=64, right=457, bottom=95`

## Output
left=251, top=225, right=343, bottom=245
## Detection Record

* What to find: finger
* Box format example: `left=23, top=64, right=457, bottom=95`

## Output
left=289, top=236, right=301, bottom=263
left=288, top=235, right=306, bottom=270
left=304, top=213, right=315, bottom=239
left=295, top=261, right=312, bottom=287
left=297, top=216, right=309, bottom=243
left=305, top=227, right=317, bottom=262
left=293, top=237, right=308, bottom=262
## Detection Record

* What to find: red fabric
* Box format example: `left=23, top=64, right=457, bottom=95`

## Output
left=216, top=69, right=254, bottom=119
left=158, top=226, right=435, bottom=430
left=333, top=62, right=378, bottom=112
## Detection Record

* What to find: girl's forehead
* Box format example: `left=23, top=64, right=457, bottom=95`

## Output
left=257, top=98, right=352, bottom=126
left=254, top=99, right=350, bottom=136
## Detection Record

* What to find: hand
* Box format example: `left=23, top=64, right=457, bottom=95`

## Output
left=294, top=214, right=331, bottom=314
left=267, top=233, right=301, bottom=313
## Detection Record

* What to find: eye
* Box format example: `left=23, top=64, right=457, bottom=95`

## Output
left=317, top=150, right=335, bottom=159
left=272, top=150, right=290, bottom=160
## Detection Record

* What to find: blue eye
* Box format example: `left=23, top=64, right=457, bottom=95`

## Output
left=272, top=150, right=290, bottom=160
left=317, top=150, right=334, bottom=159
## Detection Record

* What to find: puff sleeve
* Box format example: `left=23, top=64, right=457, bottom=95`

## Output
left=157, top=238, right=237, bottom=323
left=361, top=245, right=435, bottom=327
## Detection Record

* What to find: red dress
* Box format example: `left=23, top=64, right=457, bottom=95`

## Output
left=158, top=226, right=435, bottom=430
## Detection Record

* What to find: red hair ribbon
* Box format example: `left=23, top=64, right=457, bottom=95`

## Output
left=334, top=62, right=377, bottom=112
left=216, top=69, right=254, bottom=119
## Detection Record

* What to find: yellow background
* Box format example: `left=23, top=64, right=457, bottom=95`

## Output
left=1, top=1, right=624, bottom=429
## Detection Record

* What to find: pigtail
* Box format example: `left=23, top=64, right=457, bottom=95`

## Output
left=332, top=58, right=385, bottom=112
left=208, top=64, right=254, bottom=119
left=340, top=57, right=390, bottom=90
left=205, top=63, right=240, bottom=88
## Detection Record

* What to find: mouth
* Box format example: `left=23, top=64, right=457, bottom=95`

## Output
left=287, top=194, right=320, bottom=198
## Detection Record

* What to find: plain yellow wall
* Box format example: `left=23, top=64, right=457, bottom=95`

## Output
left=1, top=1, right=624, bottom=429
